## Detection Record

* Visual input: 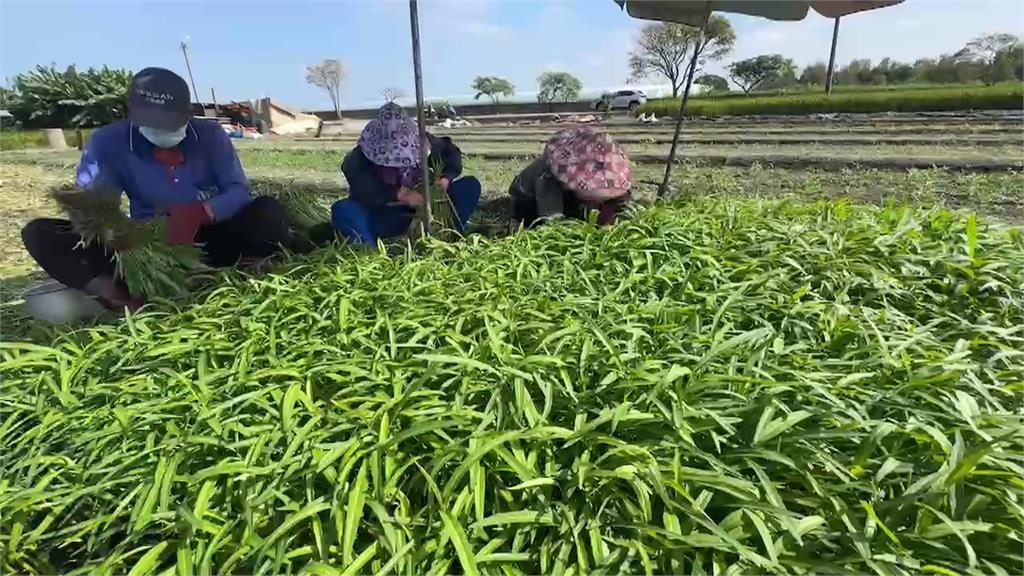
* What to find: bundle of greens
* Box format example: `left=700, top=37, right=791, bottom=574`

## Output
left=264, top=187, right=332, bottom=230
left=50, top=188, right=207, bottom=298
left=428, top=156, right=458, bottom=234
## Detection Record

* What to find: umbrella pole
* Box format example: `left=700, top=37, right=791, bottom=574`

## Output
left=825, top=16, right=841, bottom=95
left=658, top=3, right=711, bottom=198
left=409, top=0, right=432, bottom=232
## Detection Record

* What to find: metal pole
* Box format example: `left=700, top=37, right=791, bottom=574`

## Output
left=180, top=41, right=200, bottom=106
left=211, top=87, right=219, bottom=115
left=408, top=0, right=432, bottom=232
left=658, top=2, right=711, bottom=198
left=825, top=16, right=840, bottom=95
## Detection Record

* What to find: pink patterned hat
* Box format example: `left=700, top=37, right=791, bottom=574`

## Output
left=544, top=126, right=633, bottom=202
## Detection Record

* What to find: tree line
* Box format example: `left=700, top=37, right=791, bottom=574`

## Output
left=469, top=24, right=1022, bottom=106
left=627, top=19, right=1022, bottom=97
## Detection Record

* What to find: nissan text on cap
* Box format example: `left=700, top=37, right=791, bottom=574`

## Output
left=128, top=67, right=192, bottom=131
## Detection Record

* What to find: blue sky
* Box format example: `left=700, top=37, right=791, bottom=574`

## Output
left=2, top=0, right=1021, bottom=111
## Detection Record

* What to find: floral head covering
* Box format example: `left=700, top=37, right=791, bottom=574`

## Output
left=358, top=103, right=420, bottom=168
left=544, top=126, right=633, bottom=203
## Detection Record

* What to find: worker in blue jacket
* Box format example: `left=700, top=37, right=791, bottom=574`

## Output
left=331, top=103, right=480, bottom=244
left=21, top=67, right=290, bottom=310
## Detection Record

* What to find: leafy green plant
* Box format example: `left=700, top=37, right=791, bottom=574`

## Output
left=6, top=65, right=133, bottom=128
left=1, top=198, right=1022, bottom=574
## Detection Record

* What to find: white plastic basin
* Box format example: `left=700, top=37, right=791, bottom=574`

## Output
left=22, top=280, right=106, bottom=324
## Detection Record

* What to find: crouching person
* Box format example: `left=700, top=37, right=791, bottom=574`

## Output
left=331, top=103, right=480, bottom=244
left=21, top=67, right=289, bottom=312
left=509, top=126, right=633, bottom=228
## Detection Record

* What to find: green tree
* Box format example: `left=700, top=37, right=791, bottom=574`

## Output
left=727, top=55, right=796, bottom=95
left=875, top=58, right=915, bottom=84
left=536, top=71, right=583, bottom=103
left=990, top=43, right=1024, bottom=81
left=955, top=32, right=1021, bottom=83
left=7, top=64, right=133, bottom=128
left=759, top=67, right=799, bottom=91
left=472, top=76, right=515, bottom=104
left=798, top=62, right=828, bottom=86
left=914, top=56, right=985, bottom=84
left=628, top=16, right=736, bottom=98
left=695, top=74, right=729, bottom=93
left=835, top=59, right=878, bottom=85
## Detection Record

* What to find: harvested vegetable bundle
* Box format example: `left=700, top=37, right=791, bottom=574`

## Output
left=405, top=157, right=459, bottom=243
left=50, top=188, right=206, bottom=298
left=428, top=156, right=458, bottom=235
left=264, top=187, right=331, bottom=230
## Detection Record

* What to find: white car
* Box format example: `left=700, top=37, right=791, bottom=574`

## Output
left=593, top=89, right=648, bottom=111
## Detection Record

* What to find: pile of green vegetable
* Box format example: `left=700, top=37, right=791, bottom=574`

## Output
left=640, top=81, right=1023, bottom=118
left=49, top=187, right=332, bottom=300
left=2, top=198, right=1022, bottom=575
left=51, top=189, right=207, bottom=298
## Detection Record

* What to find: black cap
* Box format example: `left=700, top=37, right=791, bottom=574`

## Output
left=128, top=67, right=191, bottom=130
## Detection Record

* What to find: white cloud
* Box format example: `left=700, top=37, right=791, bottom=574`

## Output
left=421, top=0, right=511, bottom=38
left=458, top=19, right=513, bottom=37
left=536, top=3, right=571, bottom=22
left=745, top=26, right=788, bottom=47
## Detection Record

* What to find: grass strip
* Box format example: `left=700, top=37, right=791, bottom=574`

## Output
left=640, top=82, right=1024, bottom=118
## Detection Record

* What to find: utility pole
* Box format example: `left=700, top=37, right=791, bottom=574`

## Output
left=180, top=39, right=200, bottom=104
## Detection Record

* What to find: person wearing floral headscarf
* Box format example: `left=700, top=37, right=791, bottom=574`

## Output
left=331, top=103, right=481, bottom=244
left=508, top=126, right=633, bottom=229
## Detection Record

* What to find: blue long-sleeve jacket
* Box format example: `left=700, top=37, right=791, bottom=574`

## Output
left=341, top=133, right=463, bottom=208
left=75, top=119, right=252, bottom=221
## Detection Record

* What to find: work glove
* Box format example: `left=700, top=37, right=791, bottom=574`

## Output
left=166, top=202, right=213, bottom=245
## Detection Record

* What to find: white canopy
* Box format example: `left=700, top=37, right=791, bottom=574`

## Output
left=616, top=0, right=903, bottom=26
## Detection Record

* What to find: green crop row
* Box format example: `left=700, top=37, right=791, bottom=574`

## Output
left=2, top=199, right=1023, bottom=574
left=640, top=82, right=1024, bottom=117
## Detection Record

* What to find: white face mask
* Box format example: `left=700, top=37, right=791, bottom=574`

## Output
left=139, top=124, right=187, bottom=148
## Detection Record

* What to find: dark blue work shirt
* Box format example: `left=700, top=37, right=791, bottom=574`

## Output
left=75, top=119, right=252, bottom=221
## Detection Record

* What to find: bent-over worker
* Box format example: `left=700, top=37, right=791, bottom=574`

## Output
left=21, top=67, right=290, bottom=310
left=331, top=103, right=480, bottom=244
left=509, top=126, right=633, bottom=228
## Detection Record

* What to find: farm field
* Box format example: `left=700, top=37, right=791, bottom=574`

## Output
left=638, top=82, right=1023, bottom=117
left=1, top=114, right=1023, bottom=574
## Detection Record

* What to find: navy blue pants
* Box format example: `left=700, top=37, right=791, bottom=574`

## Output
left=332, top=176, right=481, bottom=244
